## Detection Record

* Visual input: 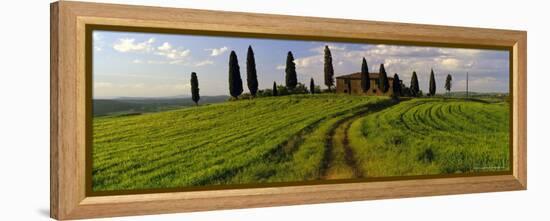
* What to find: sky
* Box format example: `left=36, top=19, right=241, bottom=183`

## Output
left=93, top=30, right=510, bottom=98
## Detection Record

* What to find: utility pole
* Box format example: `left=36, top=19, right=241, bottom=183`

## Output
left=466, top=72, right=469, bottom=98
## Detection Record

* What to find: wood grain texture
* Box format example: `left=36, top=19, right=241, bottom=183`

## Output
left=515, top=33, right=528, bottom=187
left=50, top=2, right=59, bottom=218
left=50, top=1, right=527, bottom=220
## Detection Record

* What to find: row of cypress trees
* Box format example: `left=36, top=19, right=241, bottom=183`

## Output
left=397, top=69, right=436, bottom=97
left=428, top=71, right=454, bottom=96
left=190, top=46, right=259, bottom=105
left=425, top=69, right=453, bottom=96
left=230, top=46, right=320, bottom=99
left=358, top=59, right=399, bottom=95
left=356, top=57, right=452, bottom=97
left=406, top=69, right=453, bottom=97
left=194, top=45, right=454, bottom=105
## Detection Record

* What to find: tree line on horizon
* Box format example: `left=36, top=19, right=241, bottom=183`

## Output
left=188, top=45, right=454, bottom=105
left=229, top=45, right=324, bottom=99
left=358, top=57, right=453, bottom=98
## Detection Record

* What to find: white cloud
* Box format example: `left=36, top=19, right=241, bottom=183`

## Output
left=157, top=42, right=172, bottom=51
left=439, top=58, right=460, bottom=68
left=275, top=55, right=322, bottom=71
left=93, top=81, right=191, bottom=98
left=310, top=44, right=347, bottom=53
left=147, top=60, right=168, bottom=64
left=194, top=60, right=214, bottom=67
left=153, top=42, right=190, bottom=61
left=113, top=38, right=155, bottom=53
left=169, top=60, right=186, bottom=65
left=272, top=43, right=508, bottom=93
left=205, top=46, right=228, bottom=56
left=112, top=39, right=194, bottom=65
left=440, top=48, right=481, bottom=57
left=95, top=73, right=184, bottom=81
left=295, top=55, right=323, bottom=68
left=155, top=48, right=190, bottom=60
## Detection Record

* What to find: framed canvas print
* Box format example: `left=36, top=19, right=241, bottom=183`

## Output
left=50, top=1, right=527, bottom=220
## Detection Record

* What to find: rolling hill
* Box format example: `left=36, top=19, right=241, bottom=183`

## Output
left=348, top=98, right=510, bottom=177
left=92, top=94, right=509, bottom=192
left=92, top=94, right=389, bottom=191
left=93, top=95, right=229, bottom=116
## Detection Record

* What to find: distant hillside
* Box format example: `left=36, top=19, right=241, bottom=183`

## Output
left=446, top=91, right=509, bottom=97
left=93, top=95, right=229, bottom=116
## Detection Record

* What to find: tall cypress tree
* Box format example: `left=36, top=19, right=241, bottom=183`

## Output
left=272, top=81, right=278, bottom=96
left=190, top=72, right=200, bottom=105
left=228, top=51, right=243, bottom=99
left=310, top=78, right=315, bottom=94
left=379, top=64, right=389, bottom=93
left=246, top=45, right=258, bottom=96
left=410, top=71, right=420, bottom=97
left=360, top=57, right=370, bottom=92
left=392, top=73, right=401, bottom=96
left=429, top=69, right=436, bottom=96
left=324, top=45, right=334, bottom=91
left=445, top=74, right=452, bottom=94
left=285, top=51, right=297, bottom=89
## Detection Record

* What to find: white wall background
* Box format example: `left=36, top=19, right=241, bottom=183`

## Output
left=0, top=0, right=547, bottom=220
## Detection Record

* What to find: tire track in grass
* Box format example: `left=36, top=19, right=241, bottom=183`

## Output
left=341, top=121, right=363, bottom=178
left=322, top=117, right=357, bottom=179
left=93, top=95, right=391, bottom=190
left=179, top=99, right=374, bottom=186
left=217, top=100, right=387, bottom=184
left=348, top=98, right=510, bottom=177
left=96, top=98, right=349, bottom=187
left=341, top=120, right=363, bottom=178
left=321, top=99, right=399, bottom=179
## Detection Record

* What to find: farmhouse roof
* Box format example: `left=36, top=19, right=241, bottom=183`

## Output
left=335, top=72, right=394, bottom=80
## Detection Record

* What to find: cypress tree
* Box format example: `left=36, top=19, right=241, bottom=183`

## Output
left=429, top=69, right=436, bottom=96
left=285, top=51, right=297, bottom=89
left=310, top=78, right=315, bottom=94
left=246, top=45, right=259, bottom=96
left=445, top=74, right=452, bottom=94
left=324, top=45, right=334, bottom=91
left=410, top=71, right=420, bottom=97
left=361, top=57, right=370, bottom=92
left=392, top=73, right=401, bottom=96
left=273, top=81, right=278, bottom=96
left=379, top=64, right=389, bottom=93
left=190, top=72, right=200, bottom=105
left=228, top=51, right=243, bottom=99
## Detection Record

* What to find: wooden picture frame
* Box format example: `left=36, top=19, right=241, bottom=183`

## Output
left=50, top=1, right=527, bottom=220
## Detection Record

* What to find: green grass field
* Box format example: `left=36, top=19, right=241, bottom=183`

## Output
left=348, top=98, right=510, bottom=177
left=93, top=94, right=389, bottom=191
left=92, top=94, right=509, bottom=192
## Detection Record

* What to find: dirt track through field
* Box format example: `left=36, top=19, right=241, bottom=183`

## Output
left=341, top=120, right=363, bottom=178
left=321, top=99, right=400, bottom=180
left=322, top=117, right=363, bottom=179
